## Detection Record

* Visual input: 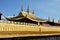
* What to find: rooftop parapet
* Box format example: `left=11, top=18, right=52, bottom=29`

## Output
left=0, top=20, right=37, bottom=26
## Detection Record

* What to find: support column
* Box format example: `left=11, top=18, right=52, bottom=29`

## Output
left=38, top=21, right=40, bottom=26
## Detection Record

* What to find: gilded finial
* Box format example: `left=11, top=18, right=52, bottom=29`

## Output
left=58, top=20, right=60, bottom=24
left=48, top=17, right=50, bottom=22
left=27, top=5, right=30, bottom=14
left=32, top=10, right=34, bottom=15
left=21, top=6, right=23, bottom=12
left=52, top=18, right=54, bottom=22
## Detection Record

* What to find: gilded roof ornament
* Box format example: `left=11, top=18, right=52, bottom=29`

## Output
left=21, top=6, right=23, bottom=12
left=48, top=17, right=50, bottom=22
left=32, top=10, right=34, bottom=15
left=27, top=5, right=30, bottom=14
left=52, top=18, right=54, bottom=22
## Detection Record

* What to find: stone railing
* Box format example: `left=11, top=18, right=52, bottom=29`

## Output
left=0, top=20, right=37, bottom=26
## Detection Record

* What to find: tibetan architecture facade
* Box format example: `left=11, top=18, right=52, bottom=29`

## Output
left=1, top=6, right=60, bottom=38
left=5, top=6, right=60, bottom=26
left=5, top=6, right=46, bottom=25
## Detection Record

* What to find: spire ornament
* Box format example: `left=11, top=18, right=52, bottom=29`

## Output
left=48, top=17, right=50, bottom=22
left=27, top=5, right=30, bottom=14
left=32, top=10, right=34, bottom=15
left=21, top=6, right=23, bottom=12
left=52, top=18, right=54, bottom=22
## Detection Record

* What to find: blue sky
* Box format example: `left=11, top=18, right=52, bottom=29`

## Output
left=0, top=0, right=60, bottom=22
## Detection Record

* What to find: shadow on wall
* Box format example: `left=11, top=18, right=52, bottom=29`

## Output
left=0, top=35, right=60, bottom=40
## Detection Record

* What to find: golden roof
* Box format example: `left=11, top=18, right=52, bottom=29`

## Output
left=5, top=11, right=47, bottom=22
left=5, top=6, right=47, bottom=22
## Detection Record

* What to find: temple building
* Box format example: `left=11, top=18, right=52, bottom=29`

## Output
left=5, top=6, right=46, bottom=25
left=5, top=6, right=60, bottom=26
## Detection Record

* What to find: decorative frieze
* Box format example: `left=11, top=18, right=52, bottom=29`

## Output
left=0, top=20, right=37, bottom=26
